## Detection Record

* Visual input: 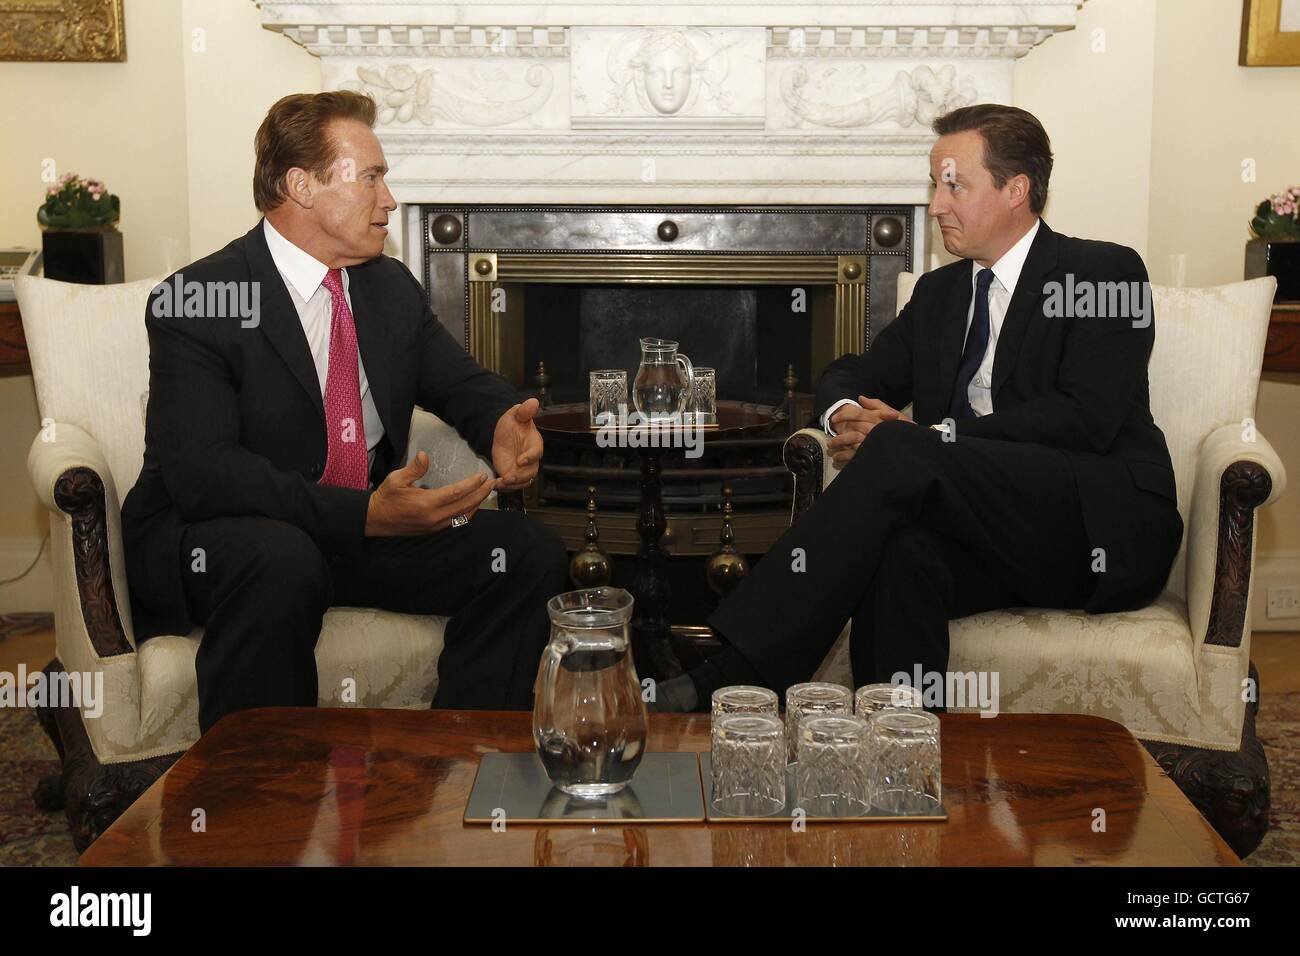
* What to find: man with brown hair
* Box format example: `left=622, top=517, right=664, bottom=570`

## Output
left=656, top=103, right=1182, bottom=711
left=122, top=91, right=568, bottom=732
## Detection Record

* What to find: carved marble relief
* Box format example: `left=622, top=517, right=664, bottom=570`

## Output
left=775, top=63, right=978, bottom=129
left=341, top=61, right=556, bottom=127
left=571, top=27, right=765, bottom=129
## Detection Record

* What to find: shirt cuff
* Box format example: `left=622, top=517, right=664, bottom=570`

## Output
left=821, top=399, right=859, bottom=437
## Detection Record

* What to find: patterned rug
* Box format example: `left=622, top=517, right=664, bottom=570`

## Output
left=1, top=695, right=1296, bottom=867
left=1248, top=691, right=1300, bottom=866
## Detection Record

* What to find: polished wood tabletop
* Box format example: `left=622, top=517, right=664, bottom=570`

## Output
left=79, top=708, right=1239, bottom=867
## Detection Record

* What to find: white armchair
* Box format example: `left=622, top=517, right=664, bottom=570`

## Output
left=785, top=275, right=1286, bottom=858
left=16, top=274, right=510, bottom=851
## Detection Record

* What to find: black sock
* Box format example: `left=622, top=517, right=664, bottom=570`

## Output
left=653, top=674, right=699, bottom=713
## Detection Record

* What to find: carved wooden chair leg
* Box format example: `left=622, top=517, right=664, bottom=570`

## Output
left=1140, top=662, right=1270, bottom=860
left=34, top=657, right=184, bottom=853
left=32, top=659, right=67, bottom=812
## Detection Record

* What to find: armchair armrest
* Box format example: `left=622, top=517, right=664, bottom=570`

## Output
left=785, top=427, right=835, bottom=523
left=1186, top=424, right=1287, bottom=650
left=27, top=423, right=134, bottom=657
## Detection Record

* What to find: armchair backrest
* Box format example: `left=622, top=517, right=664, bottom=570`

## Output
left=894, top=273, right=1277, bottom=598
left=17, top=274, right=158, bottom=504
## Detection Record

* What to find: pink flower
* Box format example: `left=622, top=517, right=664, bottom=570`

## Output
left=58, top=171, right=76, bottom=185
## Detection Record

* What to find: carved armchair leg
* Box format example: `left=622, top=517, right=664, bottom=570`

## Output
left=1140, top=662, right=1270, bottom=860
left=33, top=658, right=183, bottom=853
left=32, top=658, right=67, bottom=812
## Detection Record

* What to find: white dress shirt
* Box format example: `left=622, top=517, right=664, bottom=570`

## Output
left=823, top=218, right=1041, bottom=434
left=262, top=219, right=385, bottom=470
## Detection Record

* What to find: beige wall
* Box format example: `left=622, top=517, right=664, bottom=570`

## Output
left=180, top=0, right=319, bottom=260
left=1016, top=0, right=1159, bottom=259
left=1, top=0, right=1296, bottom=613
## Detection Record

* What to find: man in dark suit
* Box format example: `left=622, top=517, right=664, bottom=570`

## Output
left=121, top=91, right=568, bottom=733
left=656, top=104, right=1183, bottom=710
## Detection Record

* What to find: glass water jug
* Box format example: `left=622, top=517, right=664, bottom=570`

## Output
left=533, top=587, right=648, bottom=797
left=633, top=337, right=694, bottom=423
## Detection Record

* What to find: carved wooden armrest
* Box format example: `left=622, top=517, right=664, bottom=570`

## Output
left=785, top=428, right=831, bottom=523
left=27, top=426, right=133, bottom=658
left=1186, top=425, right=1287, bottom=650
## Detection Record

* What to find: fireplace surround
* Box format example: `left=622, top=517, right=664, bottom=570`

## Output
left=416, top=203, right=917, bottom=388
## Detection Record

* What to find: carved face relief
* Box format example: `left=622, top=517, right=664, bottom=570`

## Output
left=640, top=42, right=693, bottom=114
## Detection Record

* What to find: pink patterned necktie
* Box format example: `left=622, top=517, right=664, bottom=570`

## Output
left=317, top=268, right=369, bottom=490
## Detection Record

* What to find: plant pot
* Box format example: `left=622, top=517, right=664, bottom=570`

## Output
left=41, top=229, right=124, bottom=285
left=1245, top=238, right=1300, bottom=303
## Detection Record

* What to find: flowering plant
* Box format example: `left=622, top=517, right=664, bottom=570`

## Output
left=1250, top=185, right=1300, bottom=241
left=37, top=173, right=120, bottom=230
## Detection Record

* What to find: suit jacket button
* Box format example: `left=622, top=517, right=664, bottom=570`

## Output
left=308, top=462, right=322, bottom=478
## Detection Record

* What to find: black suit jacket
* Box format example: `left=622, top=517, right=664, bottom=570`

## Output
left=121, top=220, right=518, bottom=639
left=813, top=220, right=1182, bottom=613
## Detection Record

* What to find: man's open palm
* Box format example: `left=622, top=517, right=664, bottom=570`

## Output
left=492, top=398, right=544, bottom=489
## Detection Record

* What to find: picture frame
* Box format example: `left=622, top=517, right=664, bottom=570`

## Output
left=1240, top=0, right=1300, bottom=66
left=0, top=0, right=125, bottom=62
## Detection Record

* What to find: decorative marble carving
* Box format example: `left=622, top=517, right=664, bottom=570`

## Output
left=778, top=64, right=978, bottom=129
left=571, top=27, right=765, bottom=129
left=341, top=61, right=556, bottom=127
left=255, top=1, right=1084, bottom=202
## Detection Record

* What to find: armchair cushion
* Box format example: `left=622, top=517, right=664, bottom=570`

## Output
left=811, top=593, right=1245, bottom=750
left=17, top=275, right=157, bottom=499
left=136, top=608, right=446, bottom=756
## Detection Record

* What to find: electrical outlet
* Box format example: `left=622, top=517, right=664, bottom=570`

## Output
left=1266, top=586, right=1300, bottom=619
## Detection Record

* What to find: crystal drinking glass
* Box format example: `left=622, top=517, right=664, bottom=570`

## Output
left=854, top=682, right=924, bottom=717
left=711, top=685, right=779, bottom=720
left=794, top=714, right=871, bottom=818
left=869, top=710, right=942, bottom=816
left=710, top=713, right=786, bottom=817
left=784, top=682, right=852, bottom=763
left=589, top=369, right=628, bottom=427
left=688, top=366, right=717, bottom=425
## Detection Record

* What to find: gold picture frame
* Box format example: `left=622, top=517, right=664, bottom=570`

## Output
left=0, top=0, right=125, bottom=62
left=1240, top=0, right=1300, bottom=66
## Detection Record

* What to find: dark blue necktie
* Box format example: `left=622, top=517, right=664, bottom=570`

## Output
left=948, top=267, right=996, bottom=420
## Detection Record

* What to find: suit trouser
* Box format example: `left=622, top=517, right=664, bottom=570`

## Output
left=707, top=419, right=1099, bottom=692
left=178, top=508, right=569, bottom=733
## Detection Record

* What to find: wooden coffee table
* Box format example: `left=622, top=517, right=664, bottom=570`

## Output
left=78, top=708, right=1239, bottom=866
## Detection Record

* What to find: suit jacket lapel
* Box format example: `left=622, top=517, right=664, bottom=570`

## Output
left=244, top=220, right=325, bottom=422
left=343, top=263, right=394, bottom=442
left=990, top=220, right=1059, bottom=402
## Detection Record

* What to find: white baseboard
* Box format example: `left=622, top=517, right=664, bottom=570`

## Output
left=1252, top=549, right=1300, bottom=633
left=0, top=536, right=53, bottom=614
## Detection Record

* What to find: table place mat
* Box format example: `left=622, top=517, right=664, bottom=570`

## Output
left=464, top=751, right=705, bottom=825
left=699, top=754, right=948, bottom=824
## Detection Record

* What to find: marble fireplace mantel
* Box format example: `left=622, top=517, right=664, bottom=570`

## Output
left=256, top=0, right=1083, bottom=258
